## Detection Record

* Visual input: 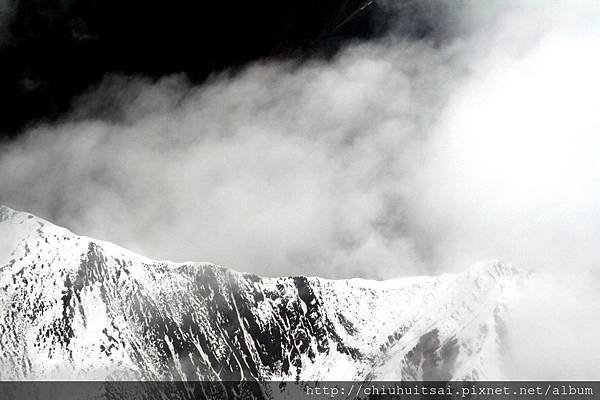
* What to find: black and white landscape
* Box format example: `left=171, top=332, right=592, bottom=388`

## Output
left=1, top=0, right=600, bottom=384
left=1, top=205, right=520, bottom=380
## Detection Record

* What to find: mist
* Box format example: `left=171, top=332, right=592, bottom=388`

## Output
left=1, top=0, right=600, bottom=378
left=1, top=0, right=598, bottom=278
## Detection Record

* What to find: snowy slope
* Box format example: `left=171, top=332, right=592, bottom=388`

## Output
left=0, top=205, right=524, bottom=381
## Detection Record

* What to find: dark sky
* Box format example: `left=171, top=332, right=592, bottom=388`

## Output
left=0, top=0, right=440, bottom=139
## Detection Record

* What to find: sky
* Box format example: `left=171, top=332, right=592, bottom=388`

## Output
left=0, top=0, right=600, bottom=378
left=0, top=0, right=391, bottom=135
left=2, top=0, right=599, bottom=279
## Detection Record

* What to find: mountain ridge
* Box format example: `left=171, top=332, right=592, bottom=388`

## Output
left=0, top=205, right=523, bottom=381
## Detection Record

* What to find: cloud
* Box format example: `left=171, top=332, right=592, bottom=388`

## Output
left=0, top=39, right=463, bottom=279
left=1, top=1, right=600, bottom=280
left=1, top=0, right=600, bottom=378
left=503, top=271, right=600, bottom=379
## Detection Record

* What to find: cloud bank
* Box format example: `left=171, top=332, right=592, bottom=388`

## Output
left=1, top=1, right=599, bottom=279
left=1, top=0, right=600, bottom=379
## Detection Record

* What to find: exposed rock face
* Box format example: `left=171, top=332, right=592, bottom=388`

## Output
left=0, top=205, right=522, bottom=381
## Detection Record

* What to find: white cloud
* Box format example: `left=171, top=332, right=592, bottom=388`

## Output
left=1, top=0, right=600, bottom=378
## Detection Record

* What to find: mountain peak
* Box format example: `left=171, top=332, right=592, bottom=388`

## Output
left=0, top=207, right=525, bottom=380
left=0, top=204, right=31, bottom=223
left=465, top=260, right=523, bottom=281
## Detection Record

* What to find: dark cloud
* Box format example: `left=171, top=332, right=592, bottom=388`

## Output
left=0, top=0, right=443, bottom=137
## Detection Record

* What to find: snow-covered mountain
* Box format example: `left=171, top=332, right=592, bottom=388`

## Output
left=0, top=205, right=523, bottom=381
